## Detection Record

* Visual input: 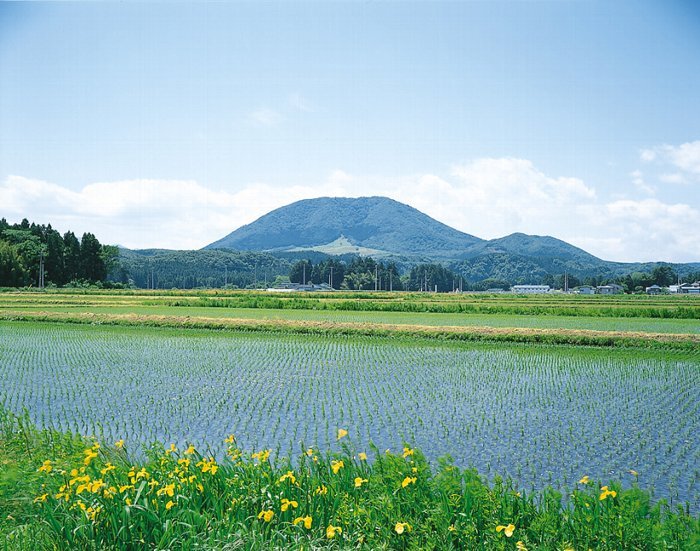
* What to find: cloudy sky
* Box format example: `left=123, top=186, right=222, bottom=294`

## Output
left=1, top=1, right=699, bottom=262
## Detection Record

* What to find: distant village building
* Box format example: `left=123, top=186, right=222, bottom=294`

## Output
left=511, top=284, right=550, bottom=294
left=677, top=282, right=700, bottom=294
left=645, top=284, right=662, bottom=295
left=267, top=283, right=334, bottom=292
left=575, top=286, right=595, bottom=295
left=597, top=284, right=624, bottom=295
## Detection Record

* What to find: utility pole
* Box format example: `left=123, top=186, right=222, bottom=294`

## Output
left=329, top=266, right=334, bottom=288
left=375, top=265, right=378, bottom=291
left=224, top=265, right=228, bottom=287
left=303, top=263, right=306, bottom=285
left=38, top=251, right=45, bottom=289
left=254, top=262, right=257, bottom=289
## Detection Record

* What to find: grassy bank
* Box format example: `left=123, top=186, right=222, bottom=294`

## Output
left=2, top=310, right=700, bottom=351
left=1, top=409, right=698, bottom=550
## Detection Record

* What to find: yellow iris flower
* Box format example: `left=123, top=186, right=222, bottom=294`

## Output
left=293, top=515, right=313, bottom=529
left=599, top=486, right=617, bottom=501
left=496, top=524, right=515, bottom=537
left=354, top=477, right=368, bottom=488
left=280, top=498, right=298, bottom=511
left=401, top=476, right=417, bottom=488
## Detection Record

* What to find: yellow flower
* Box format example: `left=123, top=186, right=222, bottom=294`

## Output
left=114, top=439, right=125, bottom=450
left=224, top=434, right=235, bottom=444
left=401, top=476, right=417, bottom=488
left=166, top=443, right=177, bottom=455
left=358, top=452, right=368, bottom=461
left=314, top=485, right=328, bottom=495
left=280, top=498, right=298, bottom=511
left=496, top=524, right=515, bottom=537
left=331, top=460, right=344, bottom=474
left=100, top=463, right=116, bottom=475
left=165, top=500, right=175, bottom=510
left=279, top=471, right=297, bottom=484
left=516, top=541, right=528, bottom=551
left=337, top=428, right=348, bottom=440
left=305, top=447, right=314, bottom=456
left=599, top=486, right=617, bottom=501
left=119, top=484, right=134, bottom=493
left=38, top=460, right=53, bottom=473
left=402, top=447, right=414, bottom=458
left=326, top=524, right=342, bottom=539
left=83, top=449, right=98, bottom=466
left=293, top=515, right=313, bottom=529
left=395, top=522, right=412, bottom=534
left=258, top=509, right=274, bottom=522
left=578, top=475, right=590, bottom=484
left=448, top=524, right=456, bottom=532
left=157, top=483, right=176, bottom=497
left=184, top=444, right=196, bottom=455
left=354, top=477, right=368, bottom=488
left=252, top=449, right=271, bottom=463
left=33, top=493, right=48, bottom=503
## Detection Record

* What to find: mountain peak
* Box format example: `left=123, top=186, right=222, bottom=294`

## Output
left=205, top=196, right=483, bottom=257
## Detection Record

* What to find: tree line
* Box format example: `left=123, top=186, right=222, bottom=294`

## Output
left=0, top=219, right=118, bottom=287
left=289, top=257, right=699, bottom=293
left=289, top=258, right=468, bottom=292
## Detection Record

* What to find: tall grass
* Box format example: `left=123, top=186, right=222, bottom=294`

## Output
left=2, top=410, right=698, bottom=550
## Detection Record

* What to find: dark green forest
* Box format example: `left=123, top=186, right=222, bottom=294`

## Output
left=0, top=219, right=117, bottom=287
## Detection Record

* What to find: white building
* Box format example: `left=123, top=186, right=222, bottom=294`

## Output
left=511, top=285, right=550, bottom=294
left=597, top=284, right=624, bottom=295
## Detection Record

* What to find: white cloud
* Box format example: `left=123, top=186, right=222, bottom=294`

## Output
left=3, top=156, right=699, bottom=262
left=640, top=140, right=700, bottom=179
left=0, top=175, right=334, bottom=250
left=640, top=149, right=656, bottom=163
left=248, top=107, right=283, bottom=127
left=630, top=170, right=655, bottom=195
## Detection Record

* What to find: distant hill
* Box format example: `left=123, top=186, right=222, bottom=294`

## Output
left=205, top=196, right=483, bottom=258
left=194, top=196, right=700, bottom=285
left=460, top=233, right=600, bottom=263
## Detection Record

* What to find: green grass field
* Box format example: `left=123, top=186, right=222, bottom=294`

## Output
left=1, top=290, right=699, bottom=549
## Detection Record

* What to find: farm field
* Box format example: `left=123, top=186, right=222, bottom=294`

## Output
left=1, top=320, right=698, bottom=513
left=5, top=304, right=700, bottom=335
left=1, top=289, right=700, bottom=337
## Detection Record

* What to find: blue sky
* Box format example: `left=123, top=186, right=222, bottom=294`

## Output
left=1, top=1, right=699, bottom=262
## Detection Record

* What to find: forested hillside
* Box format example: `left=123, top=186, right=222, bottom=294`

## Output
left=0, top=219, right=117, bottom=287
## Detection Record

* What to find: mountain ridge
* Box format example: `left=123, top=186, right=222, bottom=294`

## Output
left=205, top=196, right=605, bottom=262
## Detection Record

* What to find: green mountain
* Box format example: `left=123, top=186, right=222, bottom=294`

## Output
left=205, top=196, right=483, bottom=258
left=201, top=196, right=700, bottom=285
left=461, top=233, right=600, bottom=263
